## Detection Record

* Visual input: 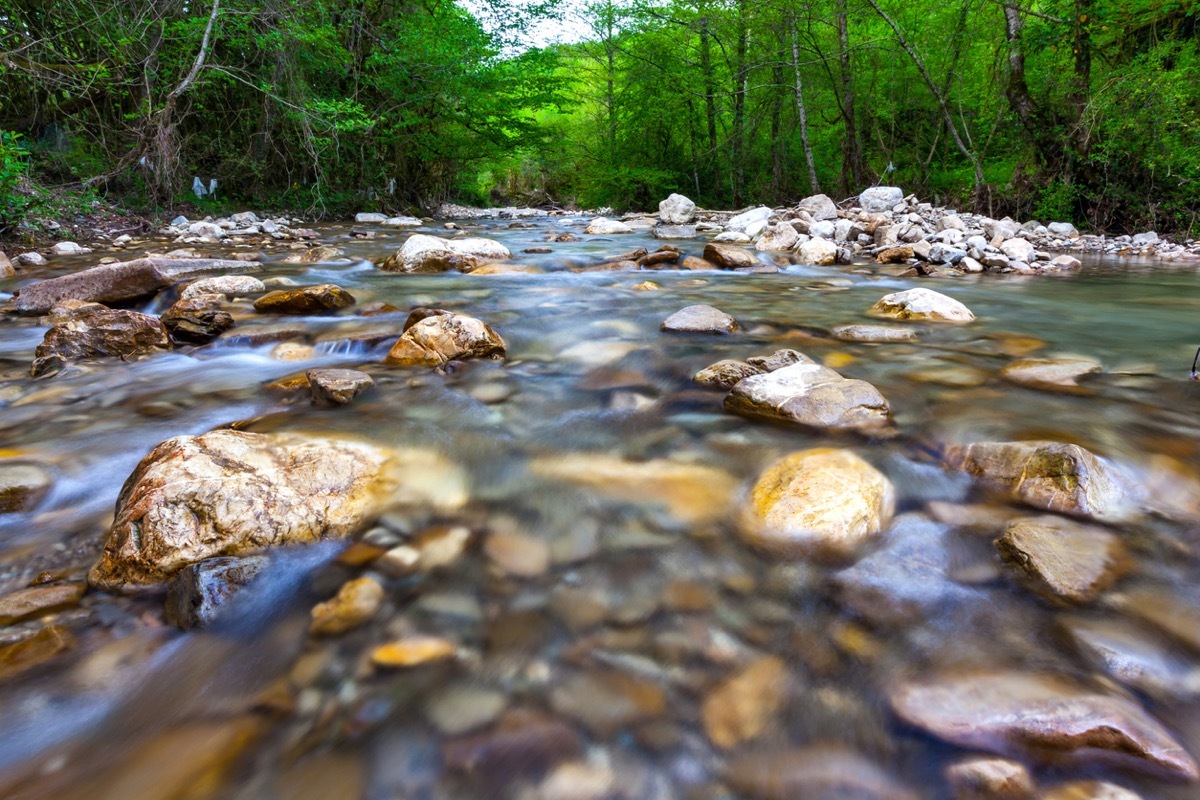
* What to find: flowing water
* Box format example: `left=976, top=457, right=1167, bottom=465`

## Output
left=1, top=217, right=1200, bottom=799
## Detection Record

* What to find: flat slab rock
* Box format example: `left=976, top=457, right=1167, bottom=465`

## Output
left=995, top=515, right=1130, bottom=605
left=14, top=257, right=260, bottom=314
left=1000, top=357, right=1103, bottom=393
left=888, top=670, right=1199, bottom=780
left=661, top=304, right=738, bottom=334
left=725, top=362, right=891, bottom=434
left=945, top=440, right=1132, bottom=522
left=833, top=324, right=917, bottom=343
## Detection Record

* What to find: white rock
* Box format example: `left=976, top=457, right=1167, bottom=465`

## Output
left=187, top=222, right=224, bottom=238
left=796, top=237, right=838, bottom=266
left=1132, top=231, right=1159, bottom=245
left=658, top=193, right=697, bottom=224
left=808, top=220, right=836, bottom=239
left=51, top=241, right=92, bottom=255
left=858, top=186, right=904, bottom=213
left=755, top=224, right=799, bottom=251
left=355, top=212, right=388, bottom=223
left=585, top=217, right=634, bottom=235
left=797, top=194, right=838, bottom=221
left=869, top=288, right=975, bottom=323
left=999, top=238, right=1036, bottom=263
left=713, top=232, right=752, bottom=244
left=726, top=206, right=773, bottom=233
left=181, top=275, right=267, bottom=300
left=384, top=216, right=423, bottom=227
left=1048, top=222, right=1080, bottom=238
left=16, top=251, right=47, bottom=266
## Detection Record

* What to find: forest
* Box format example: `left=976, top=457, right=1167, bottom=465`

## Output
left=0, top=0, right=1198, bottom=233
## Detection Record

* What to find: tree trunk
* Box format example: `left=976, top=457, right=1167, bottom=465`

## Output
left=836, top=0, right=867, bottom=193
left=730, top=0, right=748, bottom=206
left=789, top=15, right=819, bottom=194
left=699, top=16, right=718, bottom=154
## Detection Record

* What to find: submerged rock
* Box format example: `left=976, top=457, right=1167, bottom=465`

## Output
left=307, top=368, right=375, bottom=406
left=995, top=515, right=1130, bottom=605
left=253, top=284, right=355, bottom=314
left=0, top=583, right=85, bottom=625
left=944, top=441, right=1131, bottom=522
left=384, top=310, right=506, bottom=367
left=660, top=304, right=739, bottom=334
left=724, top=746, right=917, bottom=800
left=310, top=575, right=384, bottom=635
left=88, top=430, right=395, bottom=591
left=1063, top=616, right=1200, bottom=699
left=702, top=656, right=790, bottom=748
left=725, top=362, right=892, bottom=434
left=0, top=462, right=52, bottom=513
left=31, top=304, right=171, bottom=377
left=164, top=556, right=268, bottom=630
left=14, top=257, right=259, bottom=314
left=888, top=670, right=1199, bottom=780
left=869, top=288, right=975, bottom=323
left=832, top=325, right=917, bottom=343
left=1000, top=357, right=1102, bottom=393
left=741, top=448, right=895, bottom=560
left=280, top=245, right=346, bottom=264
left=162, top=294, right=236, bottom=343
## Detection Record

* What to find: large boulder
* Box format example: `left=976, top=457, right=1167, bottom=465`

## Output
left=868, top=288, right=975, bottom=323
left=88, top=430, right=398, bottom=591
left=253, top=284, right=355, bottom=314
left=725, top=362, right=891, bottom=434
left=740, top=448, right=895, bottom=560
left=584, top=218, right=634, bottom=235
left=658, top=193, right=696, bottom=224
left=796, top=237, right=838, bottom=266
left=661, top=305, right=738, bottom=334
left=31, top=304, right=171, bottom=377
left=14, top=257, right=260, bottom=314
left=996, top=515, right=1130, bottom=605
left=999, top=238, right=1036, bottom=263
left=796, top=194, right=839, bottom=221
left=161, top=294, right=236, bottom=343
left=726, top=206, right=773, bottom=233
left=379, top=234, right=511, bottom=273
left=888, top=670, right=1199, bottom=780
left=858, top=187, right=904, bottom=213
left=944, top=440, right=1131, bottom=522
left=384, top=310, right=506, bottom=367
left=755, top=224, right=799, bottom=251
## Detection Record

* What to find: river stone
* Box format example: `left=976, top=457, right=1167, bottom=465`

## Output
left=797, top=193, right=839, bottom=221
left=658, top=193, right=696, bottom=224
left=31, top=304, right=171, bottom=377
left=0, top=462, right=52, bottom=513
left=995, top=515, right=1130, bottom=605
left=379, top=234, right=511, bottom=273
left=859, top=186, right=904, bottom=213
left=747, top=348, right=813, bottom=371
left=755, top=223, right=799, bottom=251
left=1000, top=357, right=1102, bottom=393
left=1049, top=221, right=1081, bottom=238
left=725, top=363, right=892, bottom=434
left=661, top=304, right=738, bottom=334
left=1132, top=231, right=1159, bottom=245
left=0, top=583, right=85, bottom=625
left=653, top=224, right=696, bottom=239
left=355, top=212, right=387, bottom=223
left=875, top=245, right=914, bottom=264
left=943, top=441, right=1130, bottom=522
left=14, top=257, right=261, bottom=314
left=181, top=275, right=265, bottom=300
left=253, top=284, right=355, bottom=314
left=384, top=216, right=423, bottom=227
left=0, top=625, right=74, bottom=682
left=694, top=359, right=764, bottom=389
left=307, top=368, right=375, bottom=406
left=1063, top=616, right=1200, bottom=699
left=724, top=746, right=917, bottom=800
left=384, top=311, right=506, bottom=366
left=164, top=556, right=268, bottom=630
left=704, top=242, right=758, bottom=269
left=713, top=231, right=752, bottom=244
left=999, top=238, right=1036, bottom=263
left=944, top=756, right=1033, bottom=800
left=741, top=448, right=894, bottom=560
left=442, top=709, right=584, bottom=778
left=584, top=217, right=633, bottom=235
left=796, top=237, right=838, bottom=265
left=425, top=683, right=508, bottom=735
left=310, top=575, right=384, bottom=635
left=833, top=325, right=917, bottom=343
left=888, top=670, right=1199, bottom=780
left=1042, top=782, right=1142, bottom=800
left=1048, top=255, right=1083, bottom=270
left=51, top=241, right=91, bottom=255
left=702, top=656, right=790, bottom=748
left=550, top=669, right=666, bottom=736
left=87, top=430, right=396, bottom=591
left=162, top=294, right=236, bottom=343
left=869, top=288, right=975, bottom=323
left=726, top=206, right=773, bottom=233
left=0, top=252, right=12, bottom=278
left=16, top=251, right=46, bottom=266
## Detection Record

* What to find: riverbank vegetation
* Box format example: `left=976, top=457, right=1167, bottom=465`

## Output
left=1, top=0, right=1197, bottom=233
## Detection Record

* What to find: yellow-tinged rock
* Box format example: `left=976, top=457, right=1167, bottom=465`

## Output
left=741, top=448, right=895, bottom=560
left=309, top=576, right=384, bottom=636
left=631, top=281, right=661, bottom=291
left=822, top=351, right=857, bottom=369
left=371, top=636, right=457, bottom=667
left=702, top=656, right=790, bottom=748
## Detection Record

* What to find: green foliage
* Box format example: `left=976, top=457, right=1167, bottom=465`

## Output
left=1033, top=180, right=1080, bottom=223
left=0, top=131, right=32, bottom=228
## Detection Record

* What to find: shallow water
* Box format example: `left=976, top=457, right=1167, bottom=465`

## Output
left=2, top=217, right=1200, bottom=798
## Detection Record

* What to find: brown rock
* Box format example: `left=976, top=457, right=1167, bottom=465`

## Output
left=703, top=242, right=758, bottom=269
left=310, top=576, right=384, bottom=635
left=14, top=257, right=260, bottom=314
left=944, top=756, right=1035, bottom=800
left=1000, top=358, right=1103, bottom=393
left=161, top=294, right=235, bottom=343
left=1040, top=781, right=1142, bottom=800
left=631, top=280, right=661, bottom=291
left=724, top=746, right=918, bottom=800
left=88, top=430, right=395, bottom=591
left=995, top=515, right=1130, bottom=605
left=0, top=625, right=74, bottom=682
left=679, top=256, right=716, bottom=270
left=725, top=363, right=892, bottom=434
left=694, top=359, right=764, bottom=389
left=888, top=670, right=1199, bottom=780
left=944, top=441, right=1131, bottom=522
left=280, top=245, right=345, bottom=264
left=253, top=284, right=355, bottom=314
left=702, top=656, right=789, bottom=748
left=306, top=368, right=374, bottom=406
left=0, top=583, right=85, bottom=625
left=484, top=529, right=551, bottom=577
left=661, top=304, right=739, bottom=334
left=384, top=311, right=506, bottom=367
left=876, top=245, right=915, bottom=264
left=741, top=448, right=895, bottom=560
left=0, top=462, right=52, bottom=512
left=443, top=709, right=584, bottom=777
left=371, top=635, right=457, bottom=667
left=31, top=304, right=171, bottom=377
left=551, top=670, right=666, bottom=736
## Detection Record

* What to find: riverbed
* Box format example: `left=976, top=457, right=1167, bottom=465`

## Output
left=1, top=215, right=1200, bottom=799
